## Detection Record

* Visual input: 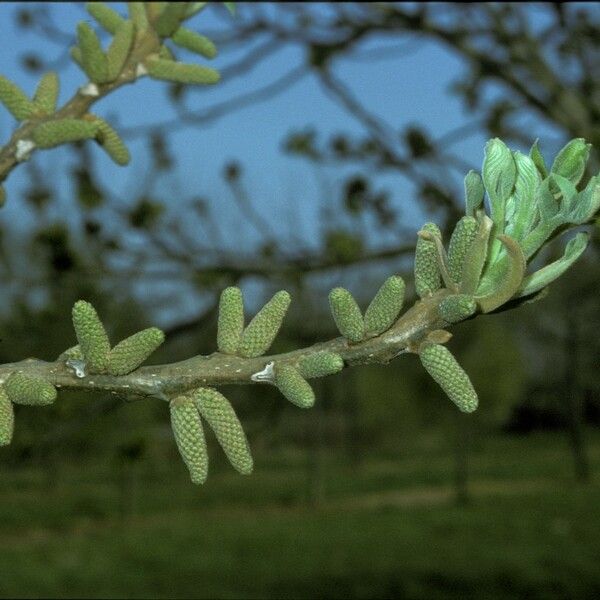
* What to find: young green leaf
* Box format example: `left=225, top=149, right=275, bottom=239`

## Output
left=517, top=232, right=589, bottom=298
left=529, top=139, right=548, bottom=178
left=459, top=214, right=493, bottom=295
left=550, top=138, right=591, bottom=186
left=476, top=234, right=526, bottom=313
left=507, top=151, right=541, bottom=241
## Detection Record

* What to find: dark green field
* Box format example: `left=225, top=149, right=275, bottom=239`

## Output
left=1, top=431, right=599, bottom=599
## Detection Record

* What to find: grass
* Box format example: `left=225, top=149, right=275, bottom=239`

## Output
left=0, top=430, right=599, bottom=598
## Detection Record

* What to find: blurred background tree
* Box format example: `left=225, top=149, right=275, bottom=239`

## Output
left=0, top=3, right=598, bottom=598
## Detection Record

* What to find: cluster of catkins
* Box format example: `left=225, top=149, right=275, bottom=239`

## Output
left=0, top=2, right=223, bottom=204
left=0, top=300, right=165, bottom=447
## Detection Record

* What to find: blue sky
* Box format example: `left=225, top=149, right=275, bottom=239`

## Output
left=0, top=3, right=496, bottom=235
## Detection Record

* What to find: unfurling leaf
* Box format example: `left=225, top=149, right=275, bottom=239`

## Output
left=194, top=388, right=253, bottom=475
left=482, top=138, right=517, bottom=230
left=476, top=234, right=526, bottom=313
left=364, top=275, right=405, bottom=336
left=447, top=216, right=478, bottom=284
left=329, top=287, right=364, bottom=343
left=550, top=138, right=591, bottom=186
left=32, top=119, right=98, bottom=148
left=239, top=291, right=290, bottom=358
left=507, top=151, right=541, bottom=241
left=0, top=387, right=14, bottom=446
left=33, top=72, right=59, bottom=114
left=298, top=352, right=344, bottom=379
left=0, top=75, right=35, bottom=120
left=517, top=232, right=589, bottom=298
left=4, top=373, right=57, bottom=406
left=419, top=343, right=478, bottom=413
left=274, top=365, right=315, bottom=408
left=438, top=294, right=477, bottom=324
left=170, top=395, right=208, bottom=484
left=529, top=139, right=548, bottom=178
left=146, top=58, right=220, bottom=85
left=108, top=327, right=165, bottom=375
left=414, top=222, right=442, bottom=298
left=77, top=22, right=109, bottom=83
left=217, top=287, right=244, bottom=354
left=72, top=300, right=111, bottom=373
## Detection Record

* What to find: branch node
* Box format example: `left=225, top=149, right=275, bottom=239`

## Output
left=15, top=139, right=36, bottom=162
left=250, top=361, right=275, bottom=383
left=79, top=83, right=100, bottom=97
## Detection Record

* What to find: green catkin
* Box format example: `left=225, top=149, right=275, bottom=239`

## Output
left=77, top=22, right=109, bottom=84
left=329, top=287, right=364, bottom=343
left=72, top=300, right=111, bottom=373
left=4, top=373, right=57, bottom=406
left=217, top=287, right=244, bottom=354
left=86, top=2, right=125, bottom=34
left=298, top=352, right=344, bottom=379
left=447, top=216, right=478, bottom=284
left=146, top=58, right=220, bottom=85
left=146, top=3, right=167, bottom=21
left=274, top=365, right=315, bottom=409
left=158, top=45, right=176, bottom=61
left=194, top=388, right=253, bottom=475
left=239, top=291, right=291, bottom=358
left=0, top=186, right=5, bottom=207
left=108, top=327, right=165, bottom=376
left=0, top=75, right=35, bottom=121
left=58, top=345, right=83, bottom=361
left=171, top=27, right=217, bottom=58
left=32, top=72, right=59, bottom=115
left=170, top=396, right=208, bottom=484
left=93, top=117, right=130, bottom=165
left=419, top=344, right=478, bottom=413
left=438, top=294, right=477, bottom=324
left=414, top=222, right=442, bottom=298
left=364, top=275, right=405, bottom=336
left=106, top=20, right=135, bottom=81
left=127, top=3, right=149, bottom=30
left=0, top=387, right=14, bottom=446
left=70, top=47, right=84, bottom=68
left=154, top=2, right=188, bottom=37
left=32, top=119, right=99, bottom=149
